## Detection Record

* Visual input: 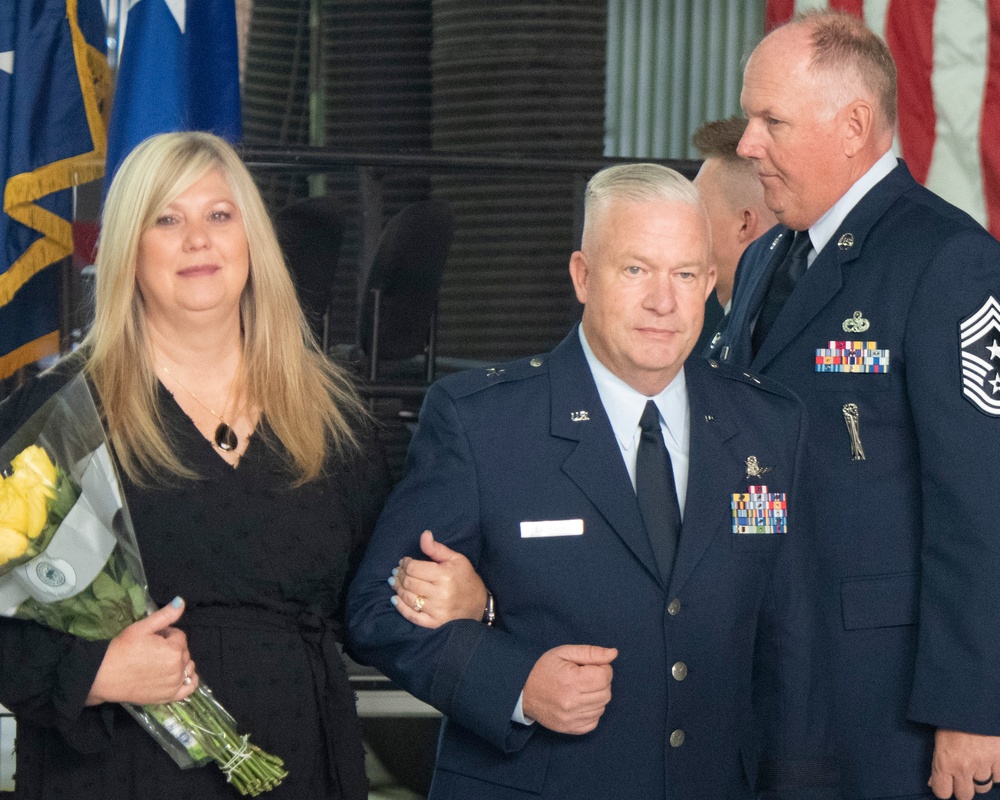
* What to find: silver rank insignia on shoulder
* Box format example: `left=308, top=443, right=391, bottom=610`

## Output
left=745, top=455, right=772, bottom=480
left=486, top=368, right=505, bottom=379
left=959, top=295, right=1000, bottom=416
left=570, top=410, right=590, bottom=422
left=838, top=233, right=855, bottom=250
left=842, top=311, right=870, bottom=333
left=769, top=233, right=783, bottom=250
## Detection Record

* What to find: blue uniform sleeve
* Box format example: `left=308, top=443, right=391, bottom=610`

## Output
left=346, top=382, right=545, bottom=752
left=905, top=231, right=1000, bottom=733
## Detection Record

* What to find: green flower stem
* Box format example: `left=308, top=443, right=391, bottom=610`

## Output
left=147, top=688, right=287, bottom=796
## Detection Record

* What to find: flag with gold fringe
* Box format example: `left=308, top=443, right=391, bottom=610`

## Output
left=0, top=0, right=111, bottom=379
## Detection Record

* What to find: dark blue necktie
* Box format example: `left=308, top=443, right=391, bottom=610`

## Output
left=636, top=400, right=682, bottom=584
left=751, top=230, right=812, bottom=356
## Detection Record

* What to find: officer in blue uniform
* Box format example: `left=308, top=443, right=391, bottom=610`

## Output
left=715, top=11, right=1000, bottom=800
left=348, top=164, right=835, bottom=799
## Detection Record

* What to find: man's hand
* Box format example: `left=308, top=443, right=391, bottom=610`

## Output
left=521, top=644, right=618, bottom=734
left=389, top=530, right=487, bottom=628
left=929, top=729, right=1000, bottom=800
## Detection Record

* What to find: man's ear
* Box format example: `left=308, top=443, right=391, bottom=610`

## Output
left=704, top=264, right=718, bottom=301
left=843, top=100, right=875, bottom=159
left=569, top=250, right=589, bottom=305
left=739, top=207, right=762, bottom=244
left=738, top=208, right=755, bottom=241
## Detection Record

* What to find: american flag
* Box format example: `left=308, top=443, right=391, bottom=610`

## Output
left=766, top=0, right=1000, bottom=240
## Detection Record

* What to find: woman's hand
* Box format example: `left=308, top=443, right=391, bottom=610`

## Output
left=86, top=597, right=199, bottom=706
left=389, top=530, right=488, bottom=629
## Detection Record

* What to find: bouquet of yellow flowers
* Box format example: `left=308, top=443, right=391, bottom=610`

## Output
left=0, top=374, right=287, bottom=796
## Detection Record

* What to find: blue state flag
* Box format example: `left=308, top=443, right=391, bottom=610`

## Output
left=106, top=0, right=242, bottom=183
left=0, top=0, right=110, bottom=379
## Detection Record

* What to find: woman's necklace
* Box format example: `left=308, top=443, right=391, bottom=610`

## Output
left=159, top=364, right=241, bottom=452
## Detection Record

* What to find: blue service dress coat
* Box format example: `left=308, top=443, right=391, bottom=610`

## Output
left=347, top=330, right=836, bottom=800
left=715, top=161, right=1000, bottom=799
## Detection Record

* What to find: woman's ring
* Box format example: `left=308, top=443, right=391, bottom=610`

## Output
left=413, top=595, right=426, bottom=613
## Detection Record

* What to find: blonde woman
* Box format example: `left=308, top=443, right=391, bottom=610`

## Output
left=0, top=132, right=390, bottom=799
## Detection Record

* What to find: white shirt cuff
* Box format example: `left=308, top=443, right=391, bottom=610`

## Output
left=512, top=691, right=535, bottom=726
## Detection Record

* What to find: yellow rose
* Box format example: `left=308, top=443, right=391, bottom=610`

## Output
left=0, top=473, right=48, bottom=541
left=10, top=445, right=57, bottom=494
left=0, top=525, right=29, bottom=564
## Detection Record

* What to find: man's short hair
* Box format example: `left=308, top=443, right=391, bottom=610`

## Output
left=795, top=10, right=898, bottom=129
left=582, top=163, right=706, bottom=250
left=585, top=163, right=700, bottom=214
left=691, top=115, right=749, bottom=164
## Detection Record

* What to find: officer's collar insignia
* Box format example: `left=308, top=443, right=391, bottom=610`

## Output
left=842, top=311, right=870, bottom=333
left=745, top=455, right=772, bottom=480
left=959, top=295, right=1000, bottom=417
left=486, top=368, right=505, bottom=379
left=838, top=233, right=855, bottom=250
left=769, top=233, right=783, bottom=250
left=570, top=410, right=590, bottom=422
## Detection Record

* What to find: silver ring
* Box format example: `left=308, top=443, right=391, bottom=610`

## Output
left=413, top=595, right=426, bottom=613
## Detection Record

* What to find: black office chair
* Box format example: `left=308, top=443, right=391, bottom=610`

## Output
left=358, top=199, right=453, bottom=384
left=275, top=196, right=345, bottom=351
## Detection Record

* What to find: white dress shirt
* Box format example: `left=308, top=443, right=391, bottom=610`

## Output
left=578, top=325, right=690, bottom=517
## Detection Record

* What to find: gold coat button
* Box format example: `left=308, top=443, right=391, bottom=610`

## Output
left=530, top=358, right=543, bottom=367
left=667, top=599, right=681, bottom=616
left=669, top=729, right=685, bottom=747
left=671, top=662, right=687, bottom=681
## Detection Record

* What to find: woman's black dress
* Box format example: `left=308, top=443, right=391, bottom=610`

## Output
left=0, top=370, right=391, bottom=799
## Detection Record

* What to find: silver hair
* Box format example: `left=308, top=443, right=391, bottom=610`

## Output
left=584, top=163, right=701, bottom=214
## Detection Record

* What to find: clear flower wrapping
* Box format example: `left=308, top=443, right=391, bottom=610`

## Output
left=0, top=374, right=286, bottom=795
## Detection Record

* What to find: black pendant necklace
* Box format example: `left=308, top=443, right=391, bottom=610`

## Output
left=214, top=423, right=239, bottom=451
left=160, top=364, right=241, bottom=452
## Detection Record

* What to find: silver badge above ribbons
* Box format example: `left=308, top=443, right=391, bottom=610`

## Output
left=842, top=311, right=870, bottom=333
left=745, top=455, right=772, bottom=480
left=960, top=295, right=1000, bottom=417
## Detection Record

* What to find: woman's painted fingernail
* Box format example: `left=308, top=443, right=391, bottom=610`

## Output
left=387, top=576, right=396, bottom=587
left=390, top=596, right=399, bottom=607
left=170, top=596, right=183, bottom=608
left=391, top=567, right=399, bottom=577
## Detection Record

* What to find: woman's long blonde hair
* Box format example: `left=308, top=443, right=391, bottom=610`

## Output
left=84, top=131, right=366, bottom=485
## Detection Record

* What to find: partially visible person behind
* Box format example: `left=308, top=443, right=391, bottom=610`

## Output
left=348, top=163, right=835, bottom=800
left=0, top=131, right=390, bottom=799
left=715, top=10, right=1000, bottom=800
left=691, top=115, right=778, bottom=357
